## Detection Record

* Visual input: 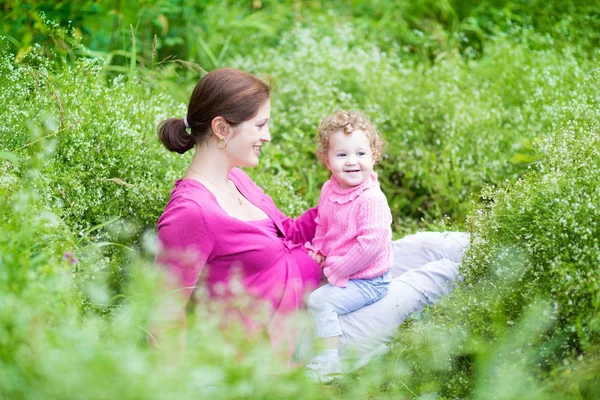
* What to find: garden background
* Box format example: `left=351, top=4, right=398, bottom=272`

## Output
left=1, top=0, right=599, bottom=398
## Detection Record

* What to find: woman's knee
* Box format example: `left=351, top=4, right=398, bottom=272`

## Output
left=392, top=231, right=469, bottom=273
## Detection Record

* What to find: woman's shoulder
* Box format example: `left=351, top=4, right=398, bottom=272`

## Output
left=157, top=181, right=219, bottom=251
left=168, top=179, right=210, bottom=204
left=160, top=179, right=218, bottom=221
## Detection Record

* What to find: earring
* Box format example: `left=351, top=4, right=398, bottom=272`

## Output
left=217, top=138, right=228, bottom=149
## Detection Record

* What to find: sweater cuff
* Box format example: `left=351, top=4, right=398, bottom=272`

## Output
left=323, top=261, right=348, bottom=287
left=304, top=241, right=317, bottom=253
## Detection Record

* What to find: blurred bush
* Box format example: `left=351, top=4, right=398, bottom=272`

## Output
left=462, top=80, right=600, bottom=362
left=0, top=167, right=332, bottom=400
left=0, top=48, right=187, bottom=234
left=382, top=72, right=600, bottom=397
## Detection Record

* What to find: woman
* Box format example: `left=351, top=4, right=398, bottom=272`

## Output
left=153, top=67, right=469, bottom=367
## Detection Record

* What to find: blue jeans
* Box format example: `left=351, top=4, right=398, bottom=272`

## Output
left=307, top=271, right=392, bottom=338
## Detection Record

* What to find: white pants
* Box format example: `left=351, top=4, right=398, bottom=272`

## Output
left=293, top=231, right=470, bottom=369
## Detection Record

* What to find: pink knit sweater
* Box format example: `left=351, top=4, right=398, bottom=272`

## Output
left=306, top=173, right=393, bottom=287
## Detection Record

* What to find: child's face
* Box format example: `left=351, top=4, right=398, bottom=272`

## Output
left=326, top=129, right=374, bottom=188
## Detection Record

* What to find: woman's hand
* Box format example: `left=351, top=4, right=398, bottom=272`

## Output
left=308, top=249, right=326, bottom=268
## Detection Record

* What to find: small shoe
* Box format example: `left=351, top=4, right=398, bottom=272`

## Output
left=305, top=355, right=342, bottom=383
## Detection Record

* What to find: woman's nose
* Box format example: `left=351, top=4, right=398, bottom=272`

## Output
left=261, top=126, right=271, bottom=142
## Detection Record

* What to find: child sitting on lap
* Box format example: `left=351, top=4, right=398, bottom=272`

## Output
left=304, top=110, right=393, bottom=382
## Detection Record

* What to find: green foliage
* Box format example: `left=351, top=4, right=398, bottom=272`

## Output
left=2, top=1, right=600, bottom=398
left=477, top=0, right=600, bottom=57
left=462, top=86, right=600, bottom=359
left=236, top=23, right=596, bottom=231
left=4, top=0, right=597, bottom=77
left=1, top=0, right=289, bottom=73
left=0, top=48, right=188, bottom=235
left=380, top=71, right=600, bottom=398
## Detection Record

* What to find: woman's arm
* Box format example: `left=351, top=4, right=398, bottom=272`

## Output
left=278, top=206, right=318, bottom=245
left=151, top=199, right=214, bottom=347
left=155, top=199, right=214, bottom=302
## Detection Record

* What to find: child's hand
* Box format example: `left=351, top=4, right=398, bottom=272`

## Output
left=308, top=249, right=326, bottom=268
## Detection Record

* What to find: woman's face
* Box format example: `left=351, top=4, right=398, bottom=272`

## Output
left=226, top=100, right=271, bottom=167
left=326, top=129, right=374, bottom=188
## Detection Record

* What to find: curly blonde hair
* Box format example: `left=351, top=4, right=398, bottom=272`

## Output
left=315, top=110, right=385, bottom=166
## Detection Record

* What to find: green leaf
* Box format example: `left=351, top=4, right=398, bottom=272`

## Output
left=0, top=150, right=19, bottom=164
left=509, top=153, right=537, bottom=164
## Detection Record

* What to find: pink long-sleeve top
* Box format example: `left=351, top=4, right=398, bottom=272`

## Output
left=156, top=168, right=323, bottom=348
left=306, top=173, right=393, bottom=287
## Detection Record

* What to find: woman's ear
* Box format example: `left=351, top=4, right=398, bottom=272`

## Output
left=211, top=116, right=229, bottom=139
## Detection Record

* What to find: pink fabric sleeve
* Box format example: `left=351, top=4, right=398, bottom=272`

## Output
left=278, top=206, right=318, bottom=245
left=323, top=197, right=390, bottom=283
left=156, top=199, right=214, bottom=303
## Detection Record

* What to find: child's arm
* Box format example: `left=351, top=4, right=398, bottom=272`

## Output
left=323, top=196, right=392, bottom=284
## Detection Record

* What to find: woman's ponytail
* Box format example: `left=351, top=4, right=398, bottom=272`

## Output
left=157, top=118, right=195, bottom=154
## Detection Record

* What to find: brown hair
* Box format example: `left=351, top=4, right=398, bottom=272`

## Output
left=315, top=110, right=385, bottom=165
left=157, top=68, right=271, bottom=154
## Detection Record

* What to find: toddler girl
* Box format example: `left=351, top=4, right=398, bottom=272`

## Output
left=304, top=110, right=393, bottom=382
